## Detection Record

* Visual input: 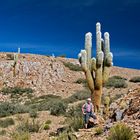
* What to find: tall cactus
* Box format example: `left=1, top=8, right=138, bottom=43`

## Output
left=78, top=22, right=113, bottom=112
left=13, top=48, right=20, bottom=77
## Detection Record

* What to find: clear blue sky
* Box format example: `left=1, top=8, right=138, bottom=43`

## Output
left=0, top=0, right=140, bottom=69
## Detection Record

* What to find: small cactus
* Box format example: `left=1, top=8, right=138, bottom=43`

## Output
left=103, top=96, right=110, bottom=118
left=78, top=22, right=113, bottom=112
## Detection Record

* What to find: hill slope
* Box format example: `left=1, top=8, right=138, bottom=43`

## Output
left=0, top=53, right=140, bottom=99
left=0, top=53, right=140, bottom=140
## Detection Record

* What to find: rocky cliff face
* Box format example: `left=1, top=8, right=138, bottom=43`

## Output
left=0, top=53, right=84, bottom=98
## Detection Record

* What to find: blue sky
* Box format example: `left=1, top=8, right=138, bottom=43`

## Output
left=0, top=0, right=140, bottom=69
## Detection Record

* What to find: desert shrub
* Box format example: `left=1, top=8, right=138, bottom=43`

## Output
left=95, top=126, right=103, bottom=135
left=104, top=76, right=128, bottom=88
left=129, top=76, right=140, bottom=83
left=102, top=96, right=110, bottom=106
left=1, top=87, right=33, bottom=96
left=26, top=95, right=67, bottom=116
left=44, top=124, right=50, bottom=130
left=6, top=54, right=14, bottom=60
left=15, top=104, right=29, bottom=114
left=65, top=102, right=84, bottom=132
left=107, top=123, right=135, bottom=140
left=64, top=90, right=90, bottom=104
left=0, top=130, right=6, bottom=135
left=111, top=76, right=127, bottom=80
left=26, top=94, right=61, bottom=106
left=63, top=62, right=82, bottom=71
left=29, top=110, right=38, bottom=118
left=75, top=78, right=88, bottom=87
left=45, top=120, right=52, bottom=124
left=17, top=119, right=40, bottom=133
left=75, top=78, right=87, bottom=84
left=0, top=102, right=28, bottom=117
left=27, top=95, right=64, bottom=113
left=50, top=100, right=68, bottom=116
left=38, top=94, right=61, bottom=100
left=66, top=102, right=83, bottom=118
left=10, top=131, right=31, bottom=140
left=57, top=54, right=66, bottom=58
left=67, top=117, right=84, bottom=131
left=110, top=94, right=122, bottom=103
left=53, top=132, right=77, bottom=140
left=0, top=118, right=15, bottom=128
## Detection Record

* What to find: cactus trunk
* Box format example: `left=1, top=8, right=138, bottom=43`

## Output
left=12, top=50, right=19, bottom=77
left=78, top=22, right=113, bottom=112
left=92, top=88, right=102, bottom=112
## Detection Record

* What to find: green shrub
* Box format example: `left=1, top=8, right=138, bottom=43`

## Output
left=29, top=110, right=38, bottom=118
left=75, top=78, right=87, bottom=84
left=95, top=126, right=103, bottom=135
left=26, top=94, right=61, bottom=106
left=104, top=76, right=128, bottom=88
left=110, top=94, right=122, bottom=103
left=111, top=76, right=127, bottom=80
left=1, top=87, right=33, bottom=96
left=26, top=95, right=67, bottom=116
left=53, top=132, right=77, bottom=140
left=0, top=118, right=15, bottom=128
left=63, top=62, right=82, bottom=71
left=38, top=94, right=61, bottom=100
left=10, top=131, right=31, bottom=140
left=107, top=123, right=135, bottom=140
left=50, top=100, right=68, bottom=116
left=0, top=130, right=6, bottom=135
left=0, top=102, right=28, bottom=117
left=44, top=124, right=50, bottom=130
left=17, top=119, right=40, bottom=133
left=64, top=90, right=90, bottom=104
left=65, top=103, right=84, bottom=132
left=66, top=102, right=83, bottom=118
left=67, top=117, right=84, bottom=131
left=129, top=76, right=140, bottom=83
left=45, top=120, right=52, bottom=124
left=28, top=99, right=64, bottom=113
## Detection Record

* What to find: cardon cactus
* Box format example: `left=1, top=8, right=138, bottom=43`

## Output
left=78, top=22, right=113, bottom=112
left=13, top=49, right=20, bottom=77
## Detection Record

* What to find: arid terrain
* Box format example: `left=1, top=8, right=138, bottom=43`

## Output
left=0, top=53, right=140, bottom=140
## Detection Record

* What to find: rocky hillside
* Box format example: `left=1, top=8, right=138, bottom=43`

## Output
left=0, top=52, right=140, bottom=140
left=0, top=52, right=140, bottom=99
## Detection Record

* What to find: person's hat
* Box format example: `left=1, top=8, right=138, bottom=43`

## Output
left=87, top=98, right=91, bottom=101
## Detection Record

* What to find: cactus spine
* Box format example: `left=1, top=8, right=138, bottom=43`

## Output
left=78, top=22, right=113, bottom=112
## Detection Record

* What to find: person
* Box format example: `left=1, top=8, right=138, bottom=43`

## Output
left=82, top=98, right=97, bottom=129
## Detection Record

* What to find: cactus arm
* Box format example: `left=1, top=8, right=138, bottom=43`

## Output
left=85, top=32, right=92, bottom=70
left=91, top=57, right=96, bottom=71
left=78, top=32, right=95, bottom=91
left=95, top=23, right=104, bottom=89
left=78, top=50, right=94, bottom=91
left=79, top=50, right=88, bottom=71
left=84, top=32, right=95, bottom=91
left=103, top=32, right=113, bottom=83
